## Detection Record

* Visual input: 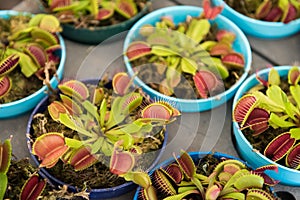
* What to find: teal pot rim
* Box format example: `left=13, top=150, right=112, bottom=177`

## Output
left=0, top=10, right=66, bottom=118
left=212, top=0, right=300, bottom=38
left=26, top=79, right=168, bottom=199
left=123, top=5, right=251, bottom=112
left=133, top=151, right=276, bottom=199
left=60, top=0, right=152, bottom=44
left=232, top=66, right=300, bottom=186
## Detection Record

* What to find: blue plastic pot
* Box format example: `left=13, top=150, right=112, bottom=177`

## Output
left=124, top=6, right=251, bottom=112
left=212, top=0, right=300, bottom=39
left=60, top=1, right=151, bottom=44
left=232, top=66, right=300, bottom=186
left=133, top=151, right=276, bottom=199
left=26, top=79, right=168, bottom=199
left=0, top=10, right=66, bottom=118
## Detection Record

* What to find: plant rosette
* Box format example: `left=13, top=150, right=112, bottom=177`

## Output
left=40, top=0, right=151, bottom=44
left=212, top=0, right=300, bottom=38
left=132, top=151, right=279, bottom=200
left=26, top=72, right=180, bottom=199
left=124, top=1, right=251, bottom=112
left=233, top=66, right=300, bottom=186
left=0, top=10, right=66, bottom=118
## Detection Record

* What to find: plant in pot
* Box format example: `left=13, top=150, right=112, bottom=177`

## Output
left=1, top=136, right=90, bottom=200
left=40, top=0, right=152, bottom=44
left=0, top=11, right=66, bottom=118
left=130, top=150, right=279, bottom=200
left=124, top=0, right=251, bottom=112
left=233, top=66, right=300, bottom=186
left=212, top=0, right=300, bottom=38
left=26, top=71, right=180, bottom=199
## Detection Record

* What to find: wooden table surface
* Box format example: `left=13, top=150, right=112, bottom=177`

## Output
left=1, top=0, right=300, bottom=199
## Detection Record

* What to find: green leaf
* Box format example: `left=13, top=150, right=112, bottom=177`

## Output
left=284, top=102, right=298, bottom=121
left=0, top=173, right=7, bottom=200
left=253, top=91, right=285, bottom=112
left=181, top=57, right=197, bottom=75
left=82, top=100, right=100, bottom=120
left=269, top=113, right=295, bottom=128
left=223, top=169, right=250, bottom=192
left=278, top=0, right=290, bottom=22
left=185, top=19, right=210, bottom=43
left=119, top=133, right=134, bottom=149
left=221, top=192, right=245, bottom=200
left=99, top=98, right=107, bottom=127
left=91, top=137, right=104, bottom=154
left=106, top=97, right=124, bottom=128
left=17, top=52, right=39, bottom=78
left=122, top=171, right=152, bottom=188
left=291, top=128, right=300, bottom=140
left=268, top=68, right=280, bottom=86
left=101, top=140, right=113, bottom=156
left=151, top=45, right=179, bottom=56
left=65, top=137, right=83, bottom=148
left=234, top=174, right=264, bottom=190
left=59, top=113, right=95, bottom=137
left=266, top=85, right=288, bottom=109
left=290, top=85, right=300, bottom=110
left=199, top=41, right=217, bottom=51
left=208, top=57, right=229, bottom=79
left=163, top=190, right=200, bottom=200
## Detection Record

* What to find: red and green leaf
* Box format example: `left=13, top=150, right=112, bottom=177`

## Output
left=0, top=76, right=12, bottom=99
left=264, top=132, right=295, bottom=162
left=20, top=175, right=46, bottom=200
left=0, top=54, right=20, bottom=76
left=69, top=146, right=98, bottom=171
left=110, top=147, right=135, bottom=175
left=126, top=41, right=152, bottom=61
left=58, top=80, right=89, bottom=101
left=32, top=132, right=69, bottom=168
left=112, top=72, right=131, bottom=96
left=0, top=138, right=12, bottom=174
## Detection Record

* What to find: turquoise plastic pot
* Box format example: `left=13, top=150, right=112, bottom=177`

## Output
left=0, top=10, right=66, bottom=118
left=60, top=1, right=151, bottom=44
left=124, top=6, right=251, bottom=112
left=26, top=79, right=168, bottom=199
left=232, top=66, right=300, bottom=186
left=133, top=151, right=276, bottom=199
left=212, top=0, right=300, bottom=39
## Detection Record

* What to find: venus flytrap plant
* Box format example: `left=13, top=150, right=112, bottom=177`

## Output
left=133, top=150, right=278, bottom=200
left=224, top=0, right=300, bottom=23
left=0, top=14, right=62, bottom=103
left=30, top=72, right=180, bottom=191
left=126, top=0, right=246, bottom=99
left=233, top=66, right=300, bottom=169
left=44, top=0, right=146, bottom=28
left=1, top=136, right=90, bottom=200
